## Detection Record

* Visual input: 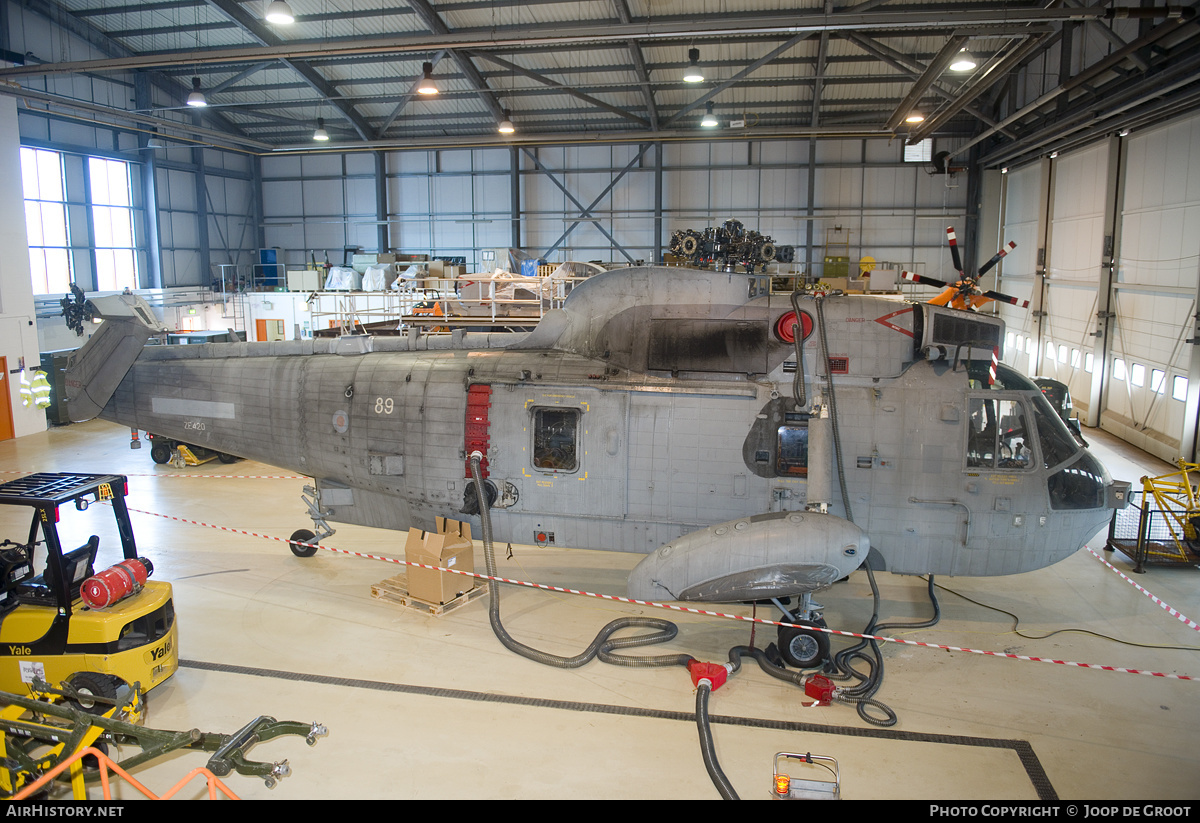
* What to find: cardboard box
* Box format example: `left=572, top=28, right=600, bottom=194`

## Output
left=404, top=518, right=475, bottom=604
left=286, top=269, right=323, bottom=291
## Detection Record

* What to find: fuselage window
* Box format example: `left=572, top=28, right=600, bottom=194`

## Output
left=967, top=397, right=1033, bottom=470
left=532, top=408, right=580, bottom=472
left=776, top=425, right=809, bottom=476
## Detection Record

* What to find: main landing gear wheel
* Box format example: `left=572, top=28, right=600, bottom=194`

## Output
left=289, top=528, right=319, bottom=558
left=777, top=620, right=830, bottom=669
left=150, top=443, right=171, bottom=464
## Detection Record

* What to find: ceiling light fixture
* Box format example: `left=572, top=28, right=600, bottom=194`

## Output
left=949, top=49, right=977, bottom=72
left=700, top=101, right=718, bottom=128
left=313, top=118, right=330, bottom=142
left=186, top=77, right=207, bottom=108
left=905, top=111, right=926, bottom=123
left=418, top=62, right=439, bottom=95
left=498, top=110, right=515, bottom=135
left=264, top=0, right=295, bottom=24
left=683, top=48, right=704, bottom=83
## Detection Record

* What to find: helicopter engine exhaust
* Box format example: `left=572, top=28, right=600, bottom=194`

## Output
left=626, top=511, right=869, bottom=603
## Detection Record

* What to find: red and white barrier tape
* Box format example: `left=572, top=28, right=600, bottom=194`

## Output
left=121, top=504, right=1197, bottom=682
left=1087, top=548, right=1199, bottom=632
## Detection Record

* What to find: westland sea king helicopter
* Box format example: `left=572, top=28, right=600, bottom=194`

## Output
left=59, top=224, right=1129, bottom=673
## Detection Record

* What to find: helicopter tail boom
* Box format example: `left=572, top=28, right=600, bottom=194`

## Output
left=63, top=294, right=168, bottom=422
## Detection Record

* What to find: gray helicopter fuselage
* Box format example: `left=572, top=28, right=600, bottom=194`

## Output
left=90, top=266, right=1122, bottom=581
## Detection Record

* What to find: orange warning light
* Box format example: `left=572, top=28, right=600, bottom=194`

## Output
left=774, top=773, right=790, bottom=796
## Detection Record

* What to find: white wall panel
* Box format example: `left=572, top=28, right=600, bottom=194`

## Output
left=1043, top=143, right=1108, bottom=411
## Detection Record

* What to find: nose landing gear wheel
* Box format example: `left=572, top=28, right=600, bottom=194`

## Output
left=289, top=528, right=319, bottom=558
left=777, top=620, right=830, bottom=668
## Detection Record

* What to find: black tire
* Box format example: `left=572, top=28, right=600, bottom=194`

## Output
left=777, top=621, right=830, bottom=669
left=289, top=528, right=319, bottom=558
left=150, top=443, right=171, bottom=464
left=67, top=672, right=121, bottom=714
left=217, top=453, right=238, bottom=464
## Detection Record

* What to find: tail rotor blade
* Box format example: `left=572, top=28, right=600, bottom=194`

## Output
left=946, top=227, right=964, bottom=274
left=978, top=240, right=1017, bottom=277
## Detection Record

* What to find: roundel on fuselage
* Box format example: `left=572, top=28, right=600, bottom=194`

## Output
left=773, top=310, right=813, bottom=344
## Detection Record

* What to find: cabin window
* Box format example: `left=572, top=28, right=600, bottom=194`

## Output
left=532, top=408, right=580, bottom=472
left=966, top=397, right=1033, bottom=470
left=776, top=424, right=809, bottom=476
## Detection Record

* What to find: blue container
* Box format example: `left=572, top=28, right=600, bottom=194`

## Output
left=520, top=259, right=544, bottom=277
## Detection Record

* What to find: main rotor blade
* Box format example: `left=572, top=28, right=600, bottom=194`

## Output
left=978, top=240, right=1017, bottom=277
left=901, top=271, right=950, bottom=289
left=946, top=226, right=963, bottom=274
left=982, top=289, right=1030, bottom=308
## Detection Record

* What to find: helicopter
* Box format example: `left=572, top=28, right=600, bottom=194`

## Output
left=60, top=251, right=1130, bottom=668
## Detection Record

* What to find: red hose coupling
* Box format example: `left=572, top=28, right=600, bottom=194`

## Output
left=687, top=660, right=730, bottom=691
left=804, top=673, right=837, bottom=702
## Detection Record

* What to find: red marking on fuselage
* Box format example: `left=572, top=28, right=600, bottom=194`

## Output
left=874, top=307, right=915, bottom=337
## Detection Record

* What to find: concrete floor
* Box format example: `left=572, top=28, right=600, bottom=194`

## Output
left=0, top=419, right=1196, bottom=800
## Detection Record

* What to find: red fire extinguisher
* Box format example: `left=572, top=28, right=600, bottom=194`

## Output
left=80, top=558, right=153, bottom=610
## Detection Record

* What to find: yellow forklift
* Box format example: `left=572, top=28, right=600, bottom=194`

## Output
left=0, top=473, right=178, bottom=703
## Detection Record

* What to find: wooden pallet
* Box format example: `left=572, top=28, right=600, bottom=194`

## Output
left=370, top=574, right=486, bottom=616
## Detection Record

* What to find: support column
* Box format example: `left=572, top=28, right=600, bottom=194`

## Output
left=134, top=74, right=162, bottom=289
left=510, top=146, right=520, bottom=249
left=1089, top=136, right=1122, bottom=430
left=653, top=141, right=663, bottom=263
left=375, top=151, right=388, bottom=253
left=1029, top=157, right=1054, bottom=371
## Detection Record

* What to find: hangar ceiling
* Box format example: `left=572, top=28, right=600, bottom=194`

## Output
left=2, top=0, right=1199, bottom=168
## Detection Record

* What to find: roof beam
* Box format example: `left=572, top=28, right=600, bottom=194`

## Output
left=465, top=51, right=650, bottom=128
left=376, top=50, right=448, bottom=138
left=906, top=33, right=1050, bottom=143
left=0, top=8, right=1131, bottom=78
left=883, top=35, right=968, bottom=131
left=611, top=0, right=659, bottom=130
left=663, top=31, right=817, bottom=128
left=403, top=0, right=505, bottom=123
left=199, top=0, right=375, bottom=141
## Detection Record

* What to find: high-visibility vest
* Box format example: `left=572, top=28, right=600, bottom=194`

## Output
left=20, top=371, right=52, bottom=409
left=31, top=371, right=51, bottom=409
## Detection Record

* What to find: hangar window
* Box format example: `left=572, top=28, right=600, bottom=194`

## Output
left=532, top=408, right=579, bottom=472
left=1173, top=376, right=1188, bottom=401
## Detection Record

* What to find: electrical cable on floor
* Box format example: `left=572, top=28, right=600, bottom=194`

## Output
left=470, top=453, right=690, bottom=671
left=468, top=452, right=851, bottom=799
left=929, top=577, right=1200, bottom=652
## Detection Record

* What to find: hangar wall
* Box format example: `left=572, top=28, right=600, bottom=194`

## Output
left=995, top=110, right=1200, bottom=465
left=257, top=139, right=968, bottom=280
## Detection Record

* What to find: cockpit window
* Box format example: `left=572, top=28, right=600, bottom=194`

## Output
left=967, top=397, right=1034, bottom=470
left=967, top=362, right=1040, bottom=392
left=1030, top=391, right=1080, bottom=470
left=1048, top=451, right=1108, bottom=510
